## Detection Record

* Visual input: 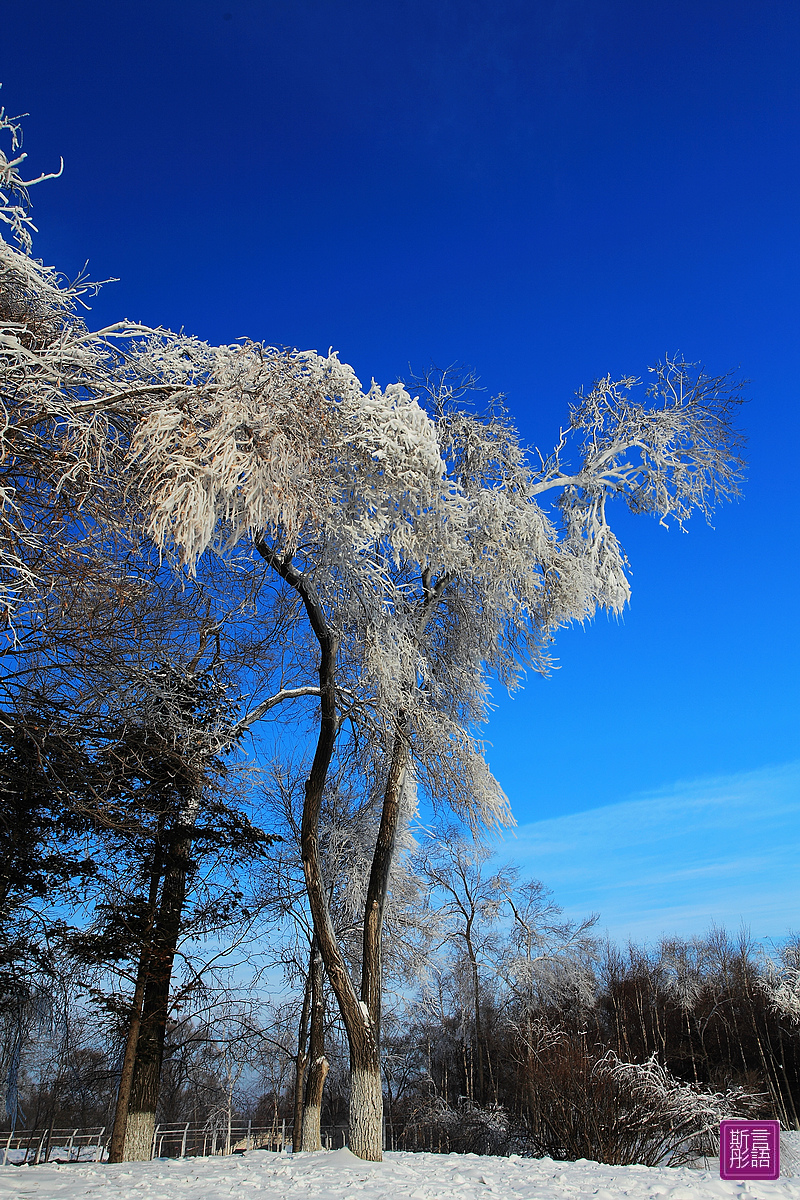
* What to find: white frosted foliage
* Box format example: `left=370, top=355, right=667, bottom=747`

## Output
left=130, top=359, right=743, bottom=833
left=1, top=101, right=744, bottom=837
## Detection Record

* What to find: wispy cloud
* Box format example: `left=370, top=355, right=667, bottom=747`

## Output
left=494, top=762, right=800, bottom=945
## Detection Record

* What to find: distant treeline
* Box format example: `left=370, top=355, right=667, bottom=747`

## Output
left=5, top=918, right=799, bottom=1165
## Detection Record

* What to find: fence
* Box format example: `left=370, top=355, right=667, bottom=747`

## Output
left=150, top=1120, right=349, bottom=1159
left=1, top=1126, right=107, bottom=1165
left=0, top=1119, right=471, bottom=1165
left=0, top=1121, right=350, bottom=1165
left=2, top=1121, right=798, bottom=1172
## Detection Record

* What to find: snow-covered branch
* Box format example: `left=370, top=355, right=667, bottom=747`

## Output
left=760, top=947, right=800, bottom=1024
left=236, top=686, right=322, bottom=732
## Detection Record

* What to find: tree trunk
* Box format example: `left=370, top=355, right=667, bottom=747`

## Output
left=108, top=846, right=162, bottom=1164
left=464, top=924, right=486, bottom=1103
left=361, top=721, right=407, bottom=1040
left=300, top=937, right=328, bottom=1151
left=255, top=543, right=422, bottom=1162
left=298, top=716, right=407, bottom=1160
left=295, top=607, right=387, bottom=1160
left=301, top=1054, right=329, bottom=1151
left=122, top=808, right=196, bottom=1161
left=292, top=963, right=313, bottom=1153
left=348, top=1055, right=383, bottom=1161
left=108, top=945, right=150, bottom=1162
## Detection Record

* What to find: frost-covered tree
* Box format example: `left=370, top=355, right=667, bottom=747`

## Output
left=1, top=93, right=745, bottom=1161
left=414, top=832, right=598, bottom=1115
left=130, top=347, right=744, bottom=1157
left=0, top=102, right=160, bottom=623
left=761, top=939, right=800, bottom=1026
left=416, top=829, right=516, bottom=1105
left=0, top=104, right=326, bottom=1160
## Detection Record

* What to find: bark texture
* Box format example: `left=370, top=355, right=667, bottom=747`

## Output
left=301, top=1058, right=329, bottom=1151
left=108, top=948, right=149, bottom=1162
left=348, top=1064, right=384, bottom=1161
left=122, top=1110, right=156, bottom=1163
left=301, top=938, right=329, bottom=1151
left=108, top=849, right=162, bottom=1163
left=292, top=965, right=313, bottom=1153
left=122, top=813, right=195, bottom=1160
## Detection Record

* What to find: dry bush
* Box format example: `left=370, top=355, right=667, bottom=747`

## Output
left=522, top=1037, right=760, bottom=1165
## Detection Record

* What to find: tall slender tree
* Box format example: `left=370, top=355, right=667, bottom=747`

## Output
left=133, top=353, right=744, bottom=1157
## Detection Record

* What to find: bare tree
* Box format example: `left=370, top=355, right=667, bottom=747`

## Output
left=416, top=829, right=516, bottom=1104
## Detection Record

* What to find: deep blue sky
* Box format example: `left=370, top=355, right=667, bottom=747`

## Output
left=3, top=0, right=798, bottom=937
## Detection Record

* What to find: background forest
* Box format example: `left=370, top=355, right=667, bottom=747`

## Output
left=5, top=824, right=800, bottom=1165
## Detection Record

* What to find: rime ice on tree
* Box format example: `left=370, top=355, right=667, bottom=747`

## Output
left=719, top=1120, right=780, bottom=1180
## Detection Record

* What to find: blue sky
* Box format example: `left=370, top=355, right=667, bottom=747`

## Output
left=2, top=0, right=798, bottom=943
left=495, top=760, right=800, bottom=945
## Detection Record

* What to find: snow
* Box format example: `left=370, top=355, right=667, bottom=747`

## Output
left=1, top=1147, right=799, bottom=1200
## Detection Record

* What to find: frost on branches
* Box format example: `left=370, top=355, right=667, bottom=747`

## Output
left=127, top=331, right=744, bottom=1161
left=0, top=95, right=747, bottom=1161
left=761, top=943, right=800, bottom=1025
left=127, top=340, right=744, bottom=1161
left=593, top=1051, right=759, bottom=1166
left=0, top=102, right=168, bottom=622
left=131, top=352, right=743, bottom=831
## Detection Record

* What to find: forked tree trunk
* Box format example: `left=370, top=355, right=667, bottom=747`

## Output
left=299, top=722, right=407, bottom=1161
left=301, top=937, right=328, bottom=1151
left=302, top=698, right=406, bottom=1158
left=317, top=723, right=406, bottom=1160
left=255, top=542, right=431, bottom=1162
left=348, top=722, right=408, bottom=1158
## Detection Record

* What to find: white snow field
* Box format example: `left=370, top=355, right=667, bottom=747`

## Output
left=1, top=1147, right=799, bottom=1200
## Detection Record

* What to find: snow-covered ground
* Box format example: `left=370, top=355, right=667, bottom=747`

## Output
left=1, top=1147, right=799, bottom=1200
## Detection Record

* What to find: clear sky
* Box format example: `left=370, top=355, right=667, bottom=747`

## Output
left=2, top=0, right=798, bottom=943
